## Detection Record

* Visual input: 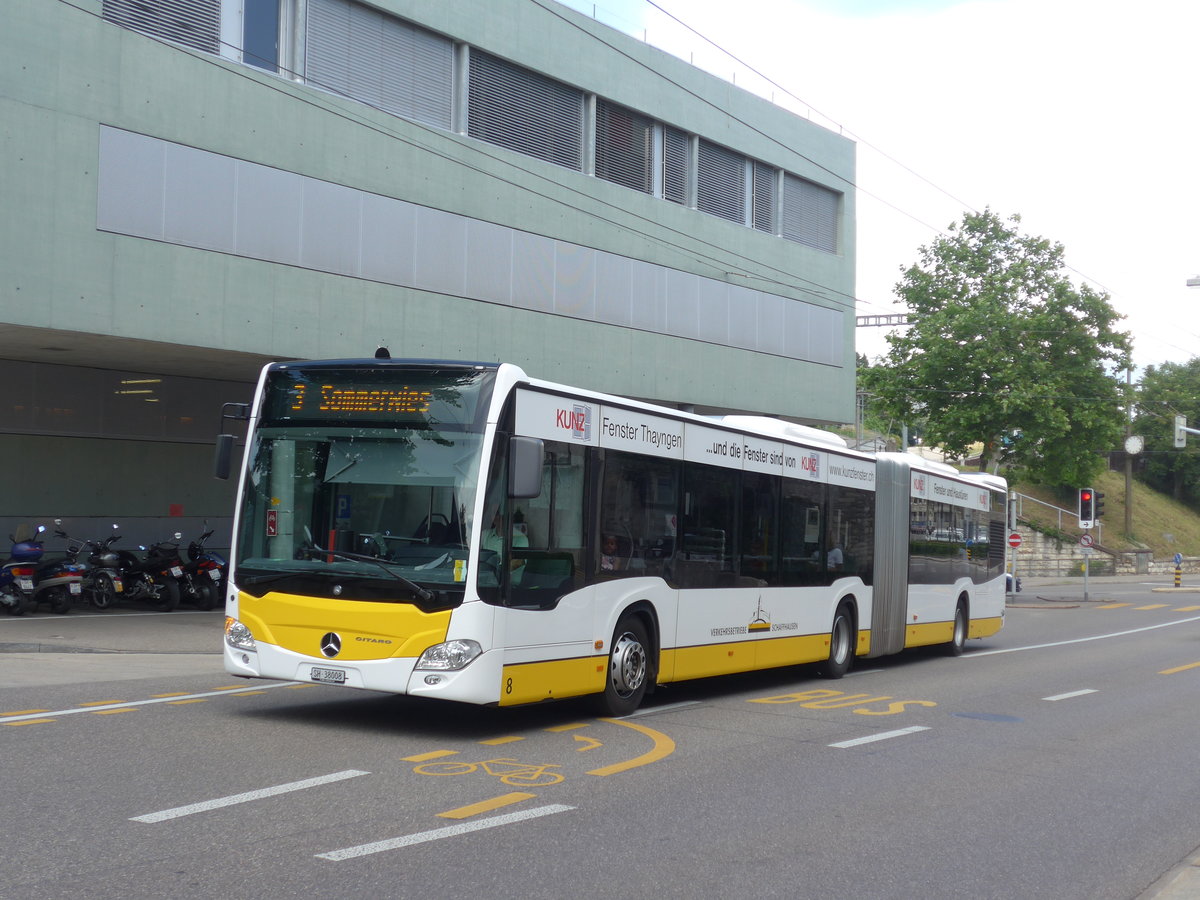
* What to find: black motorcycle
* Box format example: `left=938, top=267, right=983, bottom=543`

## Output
left=60, top=526, right=125, bottom=611
left=112, top=532, right=183, bottom=612
left=182, top=529, right=226, bottom=610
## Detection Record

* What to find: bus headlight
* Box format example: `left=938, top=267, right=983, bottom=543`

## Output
left=225, top=617, right=256, bottom=651
left=416, top=639, right=482, bottom=671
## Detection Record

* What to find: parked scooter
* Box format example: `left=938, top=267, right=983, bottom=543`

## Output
left=1, top=527, right=40, bottom=616
left=60, top=525, right=125, bottom=611
left=182, top=529, right=226, bottom=610
left=25, top=525, right=85, bottom=614
left=112, top=531, right=182, bottom=612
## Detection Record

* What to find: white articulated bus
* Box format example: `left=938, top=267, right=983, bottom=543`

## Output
left=219, top=358, right=1007, bottom=715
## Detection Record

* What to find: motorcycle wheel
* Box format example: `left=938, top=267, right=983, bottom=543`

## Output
left=89, top=573, right=116, bottom=611
left=1, top=587, right=26, bottom=616
left=49, top=587, right=72, bottom=615
left=193, top=579, right=218, bottom=611
left=152, top=577, right=180, bottom=612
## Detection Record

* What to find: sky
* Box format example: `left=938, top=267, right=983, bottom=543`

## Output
left=555, top=0, right=1200, bottom=373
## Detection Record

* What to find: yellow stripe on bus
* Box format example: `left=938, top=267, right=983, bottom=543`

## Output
left=499, top=656, right=606, bottom=706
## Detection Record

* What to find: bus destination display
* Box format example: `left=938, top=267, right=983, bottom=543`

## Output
left=289, top=383, right=432, bottom=416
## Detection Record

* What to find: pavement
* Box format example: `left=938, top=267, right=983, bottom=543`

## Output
left=4, top=583, right=1200, bottom=896
left=0, top=607, right=225, bottom=687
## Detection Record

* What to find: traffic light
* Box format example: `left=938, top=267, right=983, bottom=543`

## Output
left=1078, top=487, right=1095, bottom=529
left=1093, top=491, right=1105, bottom=521
left=1176, top=415, right=1188, bottom=448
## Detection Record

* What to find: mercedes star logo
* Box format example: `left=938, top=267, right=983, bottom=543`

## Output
left=320, top=632, right=342, bottom=658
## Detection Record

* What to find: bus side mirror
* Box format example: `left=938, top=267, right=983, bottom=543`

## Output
left=509, top=437, right=543, bottom=499
left=214, top=433, right=237, bottom=481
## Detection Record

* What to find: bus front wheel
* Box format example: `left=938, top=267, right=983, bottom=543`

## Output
left=946, top=599, right=968, bottom=656
left=820, top=602, right=854, bottom=679
left=597, top=615, right=650, bottom=717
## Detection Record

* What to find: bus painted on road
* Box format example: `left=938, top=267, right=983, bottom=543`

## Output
left=220, top=358, right=1007, bottom=715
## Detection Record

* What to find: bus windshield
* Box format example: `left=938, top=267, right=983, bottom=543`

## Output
left=234, top=364, right=495, bottom=604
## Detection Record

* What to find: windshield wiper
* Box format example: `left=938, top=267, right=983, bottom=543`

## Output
left=300, top=543, right=435, bottom=602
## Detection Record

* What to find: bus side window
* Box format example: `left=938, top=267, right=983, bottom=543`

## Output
left=595, top=451, right=678, bottom=582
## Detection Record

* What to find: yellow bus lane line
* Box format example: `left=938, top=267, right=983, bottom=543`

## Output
left=437, top=792, right=537, bottom=819
left=586, top=717, right=675, bottom=776
left=1160, top=661, right=1200, bottom=675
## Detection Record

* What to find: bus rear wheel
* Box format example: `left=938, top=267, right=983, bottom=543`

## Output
left=820, top=602, right=854, bottom=679
left=597, top=615, right=650, bottom=717
left=946, top=599, right=968, bottom=656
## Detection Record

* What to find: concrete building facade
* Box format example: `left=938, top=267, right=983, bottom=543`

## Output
left=1, top=0, right=856, bottom=547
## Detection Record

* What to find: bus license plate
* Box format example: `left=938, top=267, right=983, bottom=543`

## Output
left=310, top=666, right=346, bottom=684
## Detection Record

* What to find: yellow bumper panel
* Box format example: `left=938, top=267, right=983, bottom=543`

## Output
left=238, top=590, right=451, bottom=660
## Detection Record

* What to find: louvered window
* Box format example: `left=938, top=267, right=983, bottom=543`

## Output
left=696, top=139, right=745, bottom=224
left=782, top=174, right=839, bottom=253
left=595, top=101, right=653, bottom=194
left=662, top=126, right=688, bottom=205
left=306, top=0, right=454, bottom=129
left=752, top=161, right=776, bottom=233
left=467, top=50, right=583, bottom=170
left=102, top=0, right=220, bottom=54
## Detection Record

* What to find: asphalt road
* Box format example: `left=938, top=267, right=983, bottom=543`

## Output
left=3, top=579, right=1200, bottom=899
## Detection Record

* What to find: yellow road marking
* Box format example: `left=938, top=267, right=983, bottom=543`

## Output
left=91, top=707, right=136, bottom=715
left=480, top=736, right=524, bottom=746
left=1097, top=603, right=1132, bottom=609
left=152, top=692, right=190, bottom=698
left=1, top=709, right=50, bottom=717
left=574, top=735, right=602, bottom=752
left=545, top=723, right=590, bottom=733
left=3, top=719, right=56, bottom=727
left=232, top=691, right=267, bottom=697
left=1160, top=661, right=1200, bottom=675
left=80, top=700, right=124, bottom=707
left=167, top=699, right=208, bottom=705
left=437, top=792, right=536, bottom=820
left=1135, top=604, right=1169, bottom=610
left=1176, top=606, right=1200, bottom=612
left=587, top=718, right=675, bottom=777
left=403, top=750, right=459, bottom=762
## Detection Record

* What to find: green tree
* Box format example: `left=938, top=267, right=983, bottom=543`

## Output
left=861, top=209, right=1131, bottom=489
left=1133, top=360, right=1200, bottom=501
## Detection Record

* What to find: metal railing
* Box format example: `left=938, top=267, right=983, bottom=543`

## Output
left=1011, top=492, right=1103, bottom=546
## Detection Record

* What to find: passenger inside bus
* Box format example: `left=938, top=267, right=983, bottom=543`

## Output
left=599, top=533, right=627, bottom=572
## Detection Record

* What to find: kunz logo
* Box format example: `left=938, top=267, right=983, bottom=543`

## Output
left=320, top=632, right=342, bottom=658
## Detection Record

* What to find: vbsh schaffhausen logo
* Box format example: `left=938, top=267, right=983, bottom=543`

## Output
left=320, top=632, right=342, bottom=658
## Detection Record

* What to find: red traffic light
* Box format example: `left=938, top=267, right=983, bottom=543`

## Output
left=1080, top=490, right=1093, bottom=502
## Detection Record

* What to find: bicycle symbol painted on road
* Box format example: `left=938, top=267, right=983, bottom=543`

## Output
left=412, top=757, right=564, bottom=787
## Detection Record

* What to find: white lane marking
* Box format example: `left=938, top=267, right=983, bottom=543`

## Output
left=829, top=725, right=930, bottom=749
left=1043, top=689, right=1098, bottom=702
left=132, top=770, right=369, bottom=823
left=968, top=615, right=1200, bottom=657
left=316, top=804, right=576, bottom=860
left=0, top=681, right=298, bottom=724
